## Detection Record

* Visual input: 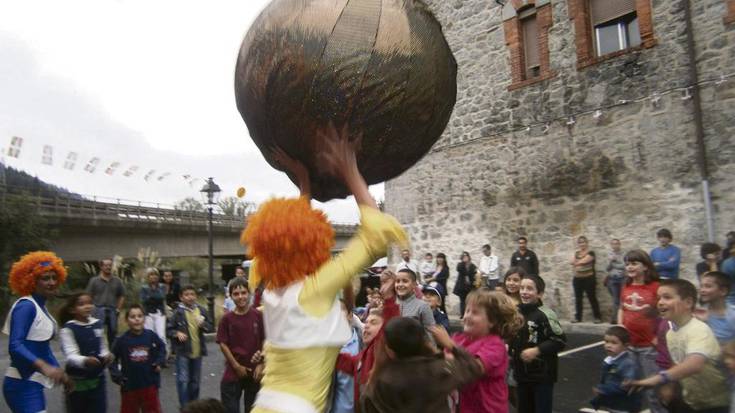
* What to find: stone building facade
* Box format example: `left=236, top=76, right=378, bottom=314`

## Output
left=384, top=0, right=735, bottom=320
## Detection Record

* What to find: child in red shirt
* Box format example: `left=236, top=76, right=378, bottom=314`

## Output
left=618, top=249, right=665, bottom=413
left=452, top=289, right=524, bottom=413
left=217, top=277, right=265, bottom=413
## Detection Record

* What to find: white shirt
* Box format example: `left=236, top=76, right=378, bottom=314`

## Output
left=419, top=261, right=436, bottom=278
left=479, top=255, right=500, bottom=280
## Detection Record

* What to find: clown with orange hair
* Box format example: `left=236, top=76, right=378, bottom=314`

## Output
left=2, top=251, right=71, bottom=413
left=244, top=123, right=407, bottom=413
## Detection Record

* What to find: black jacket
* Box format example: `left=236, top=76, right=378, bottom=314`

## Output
left=510, top=302, right=566, bottom=384
left=167, top=303, right=213, bottom=357
left=453, top=262, right=477, bottom=295
left=510, top=250, right=540, bottom=276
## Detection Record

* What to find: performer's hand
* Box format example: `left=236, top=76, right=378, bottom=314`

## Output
left=315, top=122, right=360, bottom=181
left=271, top=145, right=310, bottom=196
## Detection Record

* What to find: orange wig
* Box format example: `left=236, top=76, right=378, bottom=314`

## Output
left=9, top=251, right=67, bottom=296
left=242, top=197, right=334, bottom=289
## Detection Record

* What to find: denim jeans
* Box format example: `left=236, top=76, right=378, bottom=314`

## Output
left=629, top=346, right=668, bottom=413
left=221, top=377, right=260, bottom=413
left=606, top=276, right=625, bottom=323
left=175, top=356, right=202, bottom=407
left=94, top=306, right=118, bottom=350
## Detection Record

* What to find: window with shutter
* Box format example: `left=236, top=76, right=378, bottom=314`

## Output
left=522, top=13, right=540, bottom=78
left=590, top=0, right=641, bottom=56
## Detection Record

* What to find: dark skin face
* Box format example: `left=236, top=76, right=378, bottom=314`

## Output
left=34, top=271, right=59, bottom=298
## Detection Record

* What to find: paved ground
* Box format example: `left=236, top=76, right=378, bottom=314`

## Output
left=0, top=323, right=614, bottom=413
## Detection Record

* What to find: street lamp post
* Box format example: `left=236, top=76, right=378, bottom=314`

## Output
left=200, top=177, right=221, bottom=323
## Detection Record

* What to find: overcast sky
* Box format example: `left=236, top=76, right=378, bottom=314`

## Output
left=0, top=0, right=383, bottom=223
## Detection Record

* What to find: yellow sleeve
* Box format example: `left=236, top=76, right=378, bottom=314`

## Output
left=299, top=206, right=407, bottom=317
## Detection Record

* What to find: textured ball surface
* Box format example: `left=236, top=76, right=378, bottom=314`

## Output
left=235, top=0, right=457, bottom=201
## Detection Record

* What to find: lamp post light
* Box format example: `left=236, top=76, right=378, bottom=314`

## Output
left=200, top=177, right=221, bottom=322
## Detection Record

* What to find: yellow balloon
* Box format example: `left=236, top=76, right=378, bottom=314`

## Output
left=236, top=187, right=246, bottom=198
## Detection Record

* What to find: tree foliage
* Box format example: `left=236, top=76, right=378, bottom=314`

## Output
left=0, top=193, right=55, bottom=313
left=175, top=197, right=205, bottom=212
left=217, top=196, right=255, bottom=217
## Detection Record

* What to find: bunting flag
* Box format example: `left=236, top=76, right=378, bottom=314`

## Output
left=156, top=172, right=171, bottom=181
left=41, top=145, right=53, bottom=165
left=63, top=152, right=78, bottom=170
left=105, top=161, right=121, bottom=175
left=7, top=136, right=23, bottom=158
left=84, top=157, right=100, bottom=173
left=122, top=165, right=139, bottom=177
left=143, top=169, right=156, bottom=181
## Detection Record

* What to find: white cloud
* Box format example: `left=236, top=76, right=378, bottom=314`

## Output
left=0, top=0, right=385, bottom=223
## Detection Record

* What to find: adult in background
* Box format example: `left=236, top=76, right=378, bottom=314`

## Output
left=510, top=237, right=539, bottom=276
left=140, top=267, right=168, bottom=361
left=453, top=251, right=477, bottom=318
left=696, top=242, right=722, bottom=281
left=720, top=248, right=735, bottom=306
left=722, top=231, right=735, bottom=261
left=3, top=251, right=71, bottom=413
left=650, top=228, right=681, bottom=279
left=605, top=239, right=626, bottom=324
left=86, top=258, right=126, bottom=349
left=396, top=249, right=418, bottom=274
left=478, top=244, right=500, bottom=290
left=162, top=270, right=181, bottom=309
left=571, top=236, right=601, bottom=323
left=424, top=252, right=449, bottom=313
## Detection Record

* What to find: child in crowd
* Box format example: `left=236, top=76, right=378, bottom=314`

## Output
left=422, top=285, right=449, bottom=330
left=420, top=252, right=436, bottom=284
left=395, top=269, right=435, bottom=334
left=361, top=319, right=484, bottom=412
left=110, top=304, right=165, bottom=413
left=216, top=277, right=264, bottom=413
left=168, top=285, right=213, bottom=408
left=696, top=271, right=735, bottom=345
left=452, top=289, right=524, bottom=413
left=330, top=298, right=363, bottom=413
left=510, top=274, right=566, bottom=413
left=140, top=268, right=167, bottom=361
left=618, top=249, right=665, bottom=413
left=590, top=326, right=641, bottom=413
left=629, top=279, right=730, bottom=412
left=336, top=272, right=400, bottom=410
left=503, top=267, right=525, bottom=305
left=357, top=288, right=383, bottom=322
left=720, top=340, right=735, bottom=412
left=58, top=292, right=112, bottom=413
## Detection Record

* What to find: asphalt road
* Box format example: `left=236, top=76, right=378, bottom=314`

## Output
left=0, top=330, right=608, bottom=413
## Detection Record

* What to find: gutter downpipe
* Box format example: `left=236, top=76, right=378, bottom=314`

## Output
left=683, top=0, right=715, bottom=242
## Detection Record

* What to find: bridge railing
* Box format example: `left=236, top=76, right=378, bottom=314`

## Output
left=0, top=184, right=358, bottom=233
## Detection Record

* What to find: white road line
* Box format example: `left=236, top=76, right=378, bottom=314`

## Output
left=559, top=340, right=604, bottom=357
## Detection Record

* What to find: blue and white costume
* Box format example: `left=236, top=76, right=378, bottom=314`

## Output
left=2, top=293, right=59, bottom=413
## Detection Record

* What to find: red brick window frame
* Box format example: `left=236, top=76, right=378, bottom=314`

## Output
left=503, top=0, right=556, bottom=90
left=568, top=0, right=656, bottom=69
left=725, top=0, right=735, bottom=24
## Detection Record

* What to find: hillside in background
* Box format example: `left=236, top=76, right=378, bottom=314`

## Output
left=1, top=163, right=80, bottom=198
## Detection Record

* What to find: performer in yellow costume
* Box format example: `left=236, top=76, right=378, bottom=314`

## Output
left=243, top=124, right=407, bottom=413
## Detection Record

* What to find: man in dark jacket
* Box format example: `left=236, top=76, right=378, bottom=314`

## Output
left=510, top=237, right=540, bottom=276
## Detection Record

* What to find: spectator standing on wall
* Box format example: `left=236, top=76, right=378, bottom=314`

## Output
left=418, top=253, right=436, bottom=284
left=722, top=231, right=735, bottom=261
left=571, top=236, right=602, bottom=324
left=650, top=228, right=681, bottom=279
left=605, top=239, right=626, bottom=324
left=479, top=244, right=500, bottom=290
left=453, top=251, right=477, bottom=318
left=510, top=237, right=539, bottom=276
left=696, top=242, right=722, bottom=282
left=86, top=258, right=126, bottom=349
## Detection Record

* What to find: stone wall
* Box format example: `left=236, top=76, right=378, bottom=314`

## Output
left=384, top=0, right=735, bottom=320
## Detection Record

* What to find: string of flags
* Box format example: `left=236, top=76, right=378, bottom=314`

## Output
left=432, top=71, right=735, bottom=152
left=2, top=137, right=205, bottom=188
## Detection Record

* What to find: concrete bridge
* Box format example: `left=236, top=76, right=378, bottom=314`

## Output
left=1, top=188, right=357, bottom=262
